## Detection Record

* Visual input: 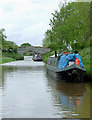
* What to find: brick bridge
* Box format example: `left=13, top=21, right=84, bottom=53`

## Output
left=17, top=46, right=50, bottom=55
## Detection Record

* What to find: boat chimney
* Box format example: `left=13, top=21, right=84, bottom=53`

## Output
left=55, top=50, right=57, bottom=58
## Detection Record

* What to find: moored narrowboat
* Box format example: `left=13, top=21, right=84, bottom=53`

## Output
left=46, top=52, right=86, bottom=81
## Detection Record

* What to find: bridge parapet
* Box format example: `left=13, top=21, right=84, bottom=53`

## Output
left=17, top=46, right=50, bottom=55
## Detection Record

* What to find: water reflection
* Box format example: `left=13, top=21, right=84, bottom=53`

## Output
left=2, top=63, right=61, bottom=118
left=0, top=65, right=2, bottom=119
left=46, top=75, right=89, bottom=118
left=1, top=60, right=90, bottom=118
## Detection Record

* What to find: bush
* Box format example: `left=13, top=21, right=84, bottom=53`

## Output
left=2, top=52, right=24, bottom=60
left=1, top=57, right=15, bottom=64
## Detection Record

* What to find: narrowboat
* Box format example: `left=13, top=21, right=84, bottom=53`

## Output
left=32, top=54, right=43, bottom=61
left=46, top=54, right=86, bottom=82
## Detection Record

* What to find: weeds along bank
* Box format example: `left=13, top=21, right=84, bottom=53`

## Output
left=41, top=46, right=91, bottom=76
left=0, top=57, right=15, bottom=64
left=79, top=47, right=91, bottom=75
left=0, top=51, right=24, bottom=64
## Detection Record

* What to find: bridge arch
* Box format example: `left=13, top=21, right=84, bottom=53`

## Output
left=17, top=46, right=50, bottom=56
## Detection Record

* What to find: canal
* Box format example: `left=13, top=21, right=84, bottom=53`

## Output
left=0, top=56, right=90, bottom=118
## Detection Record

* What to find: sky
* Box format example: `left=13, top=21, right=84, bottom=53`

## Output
left=0, top=0, right=75, bottom=46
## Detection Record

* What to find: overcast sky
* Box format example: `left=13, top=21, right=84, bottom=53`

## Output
left=0, top=0, right=75, bottom=46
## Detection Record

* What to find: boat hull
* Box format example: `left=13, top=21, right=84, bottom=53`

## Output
left=46, top=64, right=86, bottom=82
left=33, top=59, right=43, bottom=61
left=32, top=58, right=43, bottom=61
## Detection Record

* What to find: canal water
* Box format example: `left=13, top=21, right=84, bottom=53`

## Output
left=0, top=56, right=91, bottom=118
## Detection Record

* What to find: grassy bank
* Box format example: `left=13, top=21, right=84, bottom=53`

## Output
left=2, top=52, right=24, bottom=60
left=0, top=57, right=15, bottom=64
left=42, top=46, right=91, bottom=76
left=79, top=47, right=91, bottom=75
left=0, top=51, right=24, bottom=64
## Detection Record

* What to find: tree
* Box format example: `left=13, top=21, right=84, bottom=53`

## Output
left=0, top=28, right=18, bottom=53
left=20, top=43, right=31, bottom=47
left=42, top=2, right=90, bottom=50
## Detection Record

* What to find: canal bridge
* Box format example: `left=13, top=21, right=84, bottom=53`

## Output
left=17, top=46, right=50, bottom=55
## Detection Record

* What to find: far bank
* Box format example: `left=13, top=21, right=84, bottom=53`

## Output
left=0, top=50, right=24, bottom=64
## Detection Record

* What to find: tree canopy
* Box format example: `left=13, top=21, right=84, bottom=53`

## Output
left=42, top=2, right=90, bottom=50
left=20, top=43, right=31, bottom=47
left=0, top=28, right=18, bottom=53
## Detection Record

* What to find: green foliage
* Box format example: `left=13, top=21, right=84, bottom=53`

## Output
left=2, top=40, right=18, bottom=53
left=29, top=53, right=32, bottom=56
left=79, top=46, right=91, bottom=75
left=41, top=51, right=55, bottom=63
left=3, top=52, right=24, bottom=60
left=0, top=57, right=15, bottom=64
left=0, top=28, right=18, bottom=53
left=20, top=43, right=31, bottom=47
left=0, top=28, right=24, bottom=62
left=42, top=2, right=90, bottom=51
left=23, top=52, right=32, bottom=56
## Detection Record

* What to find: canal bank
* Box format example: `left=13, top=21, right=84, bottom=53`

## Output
left=0, top=49, right=24, bottom=64
left=0, top=57, right=91, bottom=118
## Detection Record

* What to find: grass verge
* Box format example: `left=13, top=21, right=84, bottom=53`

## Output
left=0, top=57, right=15, bottom=64
left=0, top=51, right=24, bottom=64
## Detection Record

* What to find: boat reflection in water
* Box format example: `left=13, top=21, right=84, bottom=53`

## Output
left=46, top=75, right=87, bottom=118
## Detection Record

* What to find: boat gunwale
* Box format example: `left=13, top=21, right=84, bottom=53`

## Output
left=46, top=63, right=86, bottom=73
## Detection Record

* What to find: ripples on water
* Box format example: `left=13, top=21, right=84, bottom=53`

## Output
left=0, top=57, right=91, bottom=118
